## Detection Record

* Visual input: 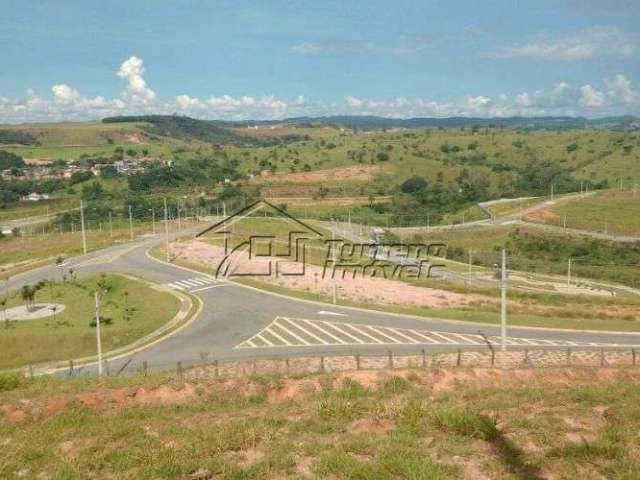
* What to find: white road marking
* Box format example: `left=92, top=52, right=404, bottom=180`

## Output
left=408, top=329, right=439, bottom=344
left=167, top=276, right=225, bottom=293
left=263, top=326, right=293, bottom=346
left=365, top=325, right=405, bottom=343
left=317, top=310, right=347, bottom=316
left=279, top=317, right=331, bottom=345
left=190, top=284, right=231, bottom=293
left=273, top=319, right=311, bottom=345
left=299, top=318, right=348, bottom=345
left=235, top=316, right=620, bottom=350
left=321, top=320, right=366, bottom=344
left=255, top=333, right=274, bottom=347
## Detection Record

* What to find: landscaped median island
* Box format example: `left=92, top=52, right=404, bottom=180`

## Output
left=1, top=365, right=640, bottom=478
left=0, top=274, right=180, bottom=370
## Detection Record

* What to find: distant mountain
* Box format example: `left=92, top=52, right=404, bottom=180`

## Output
left=221, top=115, right=640, bottom=131
left=103, top=114, right=640, bottom=141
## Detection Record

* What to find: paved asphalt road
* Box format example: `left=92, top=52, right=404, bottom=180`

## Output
left=2, top=228, right=640, bottom=375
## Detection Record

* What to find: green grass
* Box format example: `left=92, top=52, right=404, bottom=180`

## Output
left=0, top=274, right=180, bottom=369
left=0, top=197, right=78, bottom=223
left=1, top=367, right=640, bottom=478
left=538, top=189, right=640, bottom=236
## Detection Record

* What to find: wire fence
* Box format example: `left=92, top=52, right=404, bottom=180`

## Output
left=42, top=346, right=640, bottom=380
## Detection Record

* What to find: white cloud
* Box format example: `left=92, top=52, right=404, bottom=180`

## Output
left=292, top=42, right=326, bottom=55
left=466, top=95, right=492, bottom=110
left=1, top=58, right=640, bottom=123
left=579, top=85, right=606, bottom=108
left=175, top=94, right=202, bottom=109
left=345, top=96, right=364, bottom=108
left=52, top=84, right=80, bottom=104
left=493, top=26, right=638, bottom=60
left=117, top=56, right=156, bottom=104
left=606, top=74, right=640, bottom=105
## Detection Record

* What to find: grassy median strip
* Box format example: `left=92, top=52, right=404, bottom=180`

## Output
left=0, top=274, right=180, bottom=370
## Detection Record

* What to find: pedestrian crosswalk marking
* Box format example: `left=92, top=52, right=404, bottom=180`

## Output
left=166, top=276, right=221, bottom=292
left=236, top=316, right=615, bottom=350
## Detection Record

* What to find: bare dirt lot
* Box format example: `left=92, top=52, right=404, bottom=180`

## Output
left=169, top=240, right=493, bottom=310
left=249, top=164, right=388, bottom=185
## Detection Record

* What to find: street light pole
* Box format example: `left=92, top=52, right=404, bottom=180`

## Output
left=500, top=249, right=507, bottom=352
left=128, top=205, right=134, bottom=240
left=164, top=198, right=170, bottom=262
left=332, top=218, right=337, bottom=305
left=80, top=200, right=87, bottom=254
left=94, top=290, right=103, bottom=376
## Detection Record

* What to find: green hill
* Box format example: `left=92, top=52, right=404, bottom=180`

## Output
left=102, top=115, right=263, bottom=146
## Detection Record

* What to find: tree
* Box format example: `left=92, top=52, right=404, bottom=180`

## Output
left=0, top=296, right=7, bottom=328
left=0, top=150, right=25, bottom=170
left=20, top=285, right=37, bottom=312
left=400, top=176, right=428, bottom=194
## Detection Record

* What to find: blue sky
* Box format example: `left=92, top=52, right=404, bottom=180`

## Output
left=1, top=0, right=640, bottom=122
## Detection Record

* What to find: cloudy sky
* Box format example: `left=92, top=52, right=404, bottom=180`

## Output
left=1, top=0, right=640, bottom=122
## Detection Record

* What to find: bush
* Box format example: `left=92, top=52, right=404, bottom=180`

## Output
left=400, top=176, right=428, bottom=194
left=0, top=374, right=20, bottom=391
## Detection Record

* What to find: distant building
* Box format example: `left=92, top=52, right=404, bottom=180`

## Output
left=24, top=192, right=50, bottom=202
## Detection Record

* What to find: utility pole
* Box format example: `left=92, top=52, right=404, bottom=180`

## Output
left=79, top=200, right=87, bottom=254
left=332, top=219, right=337, bottom=305
left=223, top=202, right=227, bottom=251
left=151, top=208, right=156, bottom=234
left=164, top=198, right=170, bottom=262
left=550, top=184, right=554, bottom=201
left=567, top=257, right=572, bottom=290
left=94, top=291, right=103, bottom=376
left=108, top=211, right=113, bottom=238
left=128, top=205, right=134, bottom=240
left=500, top=249, right=507, bottom=352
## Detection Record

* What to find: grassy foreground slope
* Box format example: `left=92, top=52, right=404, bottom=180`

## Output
left=1, top=368, right=639, bottom=478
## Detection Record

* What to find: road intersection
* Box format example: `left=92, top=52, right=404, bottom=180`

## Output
left=2, top=227, right=640, bottom=375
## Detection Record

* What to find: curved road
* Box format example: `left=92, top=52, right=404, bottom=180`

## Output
left=2, top=230, right=640, bottom=375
